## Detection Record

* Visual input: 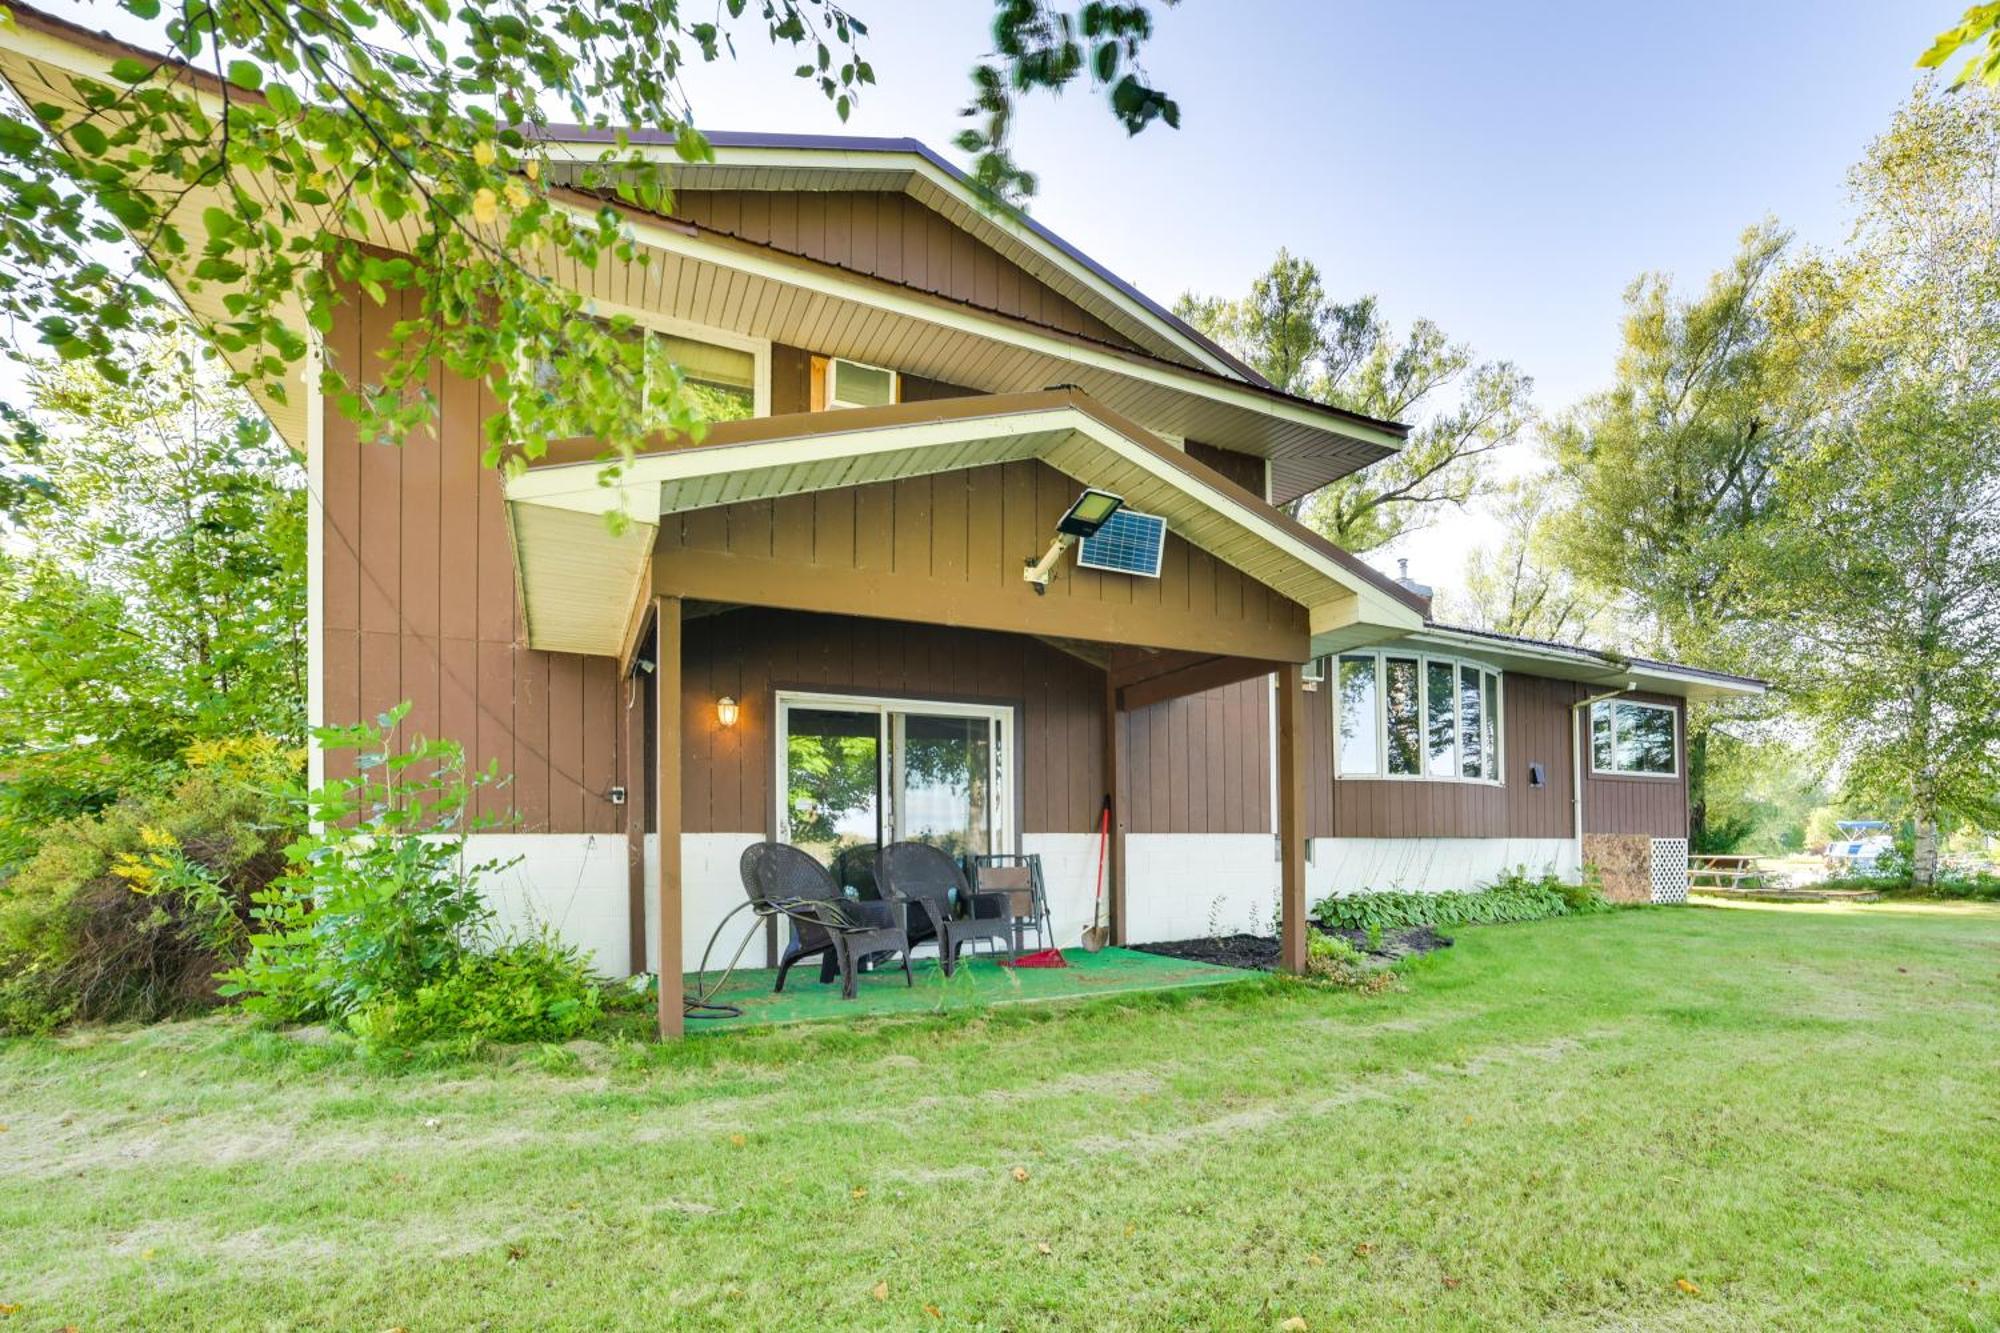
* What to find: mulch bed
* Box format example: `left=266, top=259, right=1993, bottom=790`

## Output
left=1131, top=924, right=1451, bottom=971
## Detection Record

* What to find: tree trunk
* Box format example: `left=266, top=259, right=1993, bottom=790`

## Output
left=1687, top=724, right=1709, bottom=850
left=1911, top=788, right=1940, bottom=893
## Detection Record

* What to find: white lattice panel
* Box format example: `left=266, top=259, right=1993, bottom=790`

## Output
left=1650, top=838, right=1690, bottom=904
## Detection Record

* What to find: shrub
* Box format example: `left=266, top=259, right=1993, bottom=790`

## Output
left=0, top=737, right=301, bottom=1033
left=1304, top=931, right=1397, bottom=994
left=1312, top=866, right=1609, bottom=934
left=346, top=932, right=607, bottom=1047
left=223, top=706, right=608, bottom=1046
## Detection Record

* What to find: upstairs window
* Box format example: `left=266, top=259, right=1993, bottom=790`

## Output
left=657, top=333, right=757, bottom=422
left=1590, top=699, right=1678, bottom=776
left=827, top=357, right=899, bottom=409
left=1335, top=651, right=1502, bottom=784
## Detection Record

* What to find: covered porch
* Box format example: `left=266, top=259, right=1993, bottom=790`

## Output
left=504, top=391, right=1429, bottom=1037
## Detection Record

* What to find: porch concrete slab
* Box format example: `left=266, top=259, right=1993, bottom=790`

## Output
left=681, top=946, right=1257, bottom=1033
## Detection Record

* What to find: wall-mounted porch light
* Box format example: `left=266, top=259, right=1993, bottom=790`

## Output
left=716, top=696, right=740, bottom=728
left=1023, top=488, right=1124, bottom=595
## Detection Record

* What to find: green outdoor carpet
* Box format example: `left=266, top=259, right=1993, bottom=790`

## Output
left=680, top=945, right=1256, bottom=1033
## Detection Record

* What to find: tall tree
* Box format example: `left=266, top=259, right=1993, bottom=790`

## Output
left=0, top=2, right=1180, bottom=475
left=1739, top=83, right=2000, bottom=888
left=1543, top=224, right=1832, bottom=664
left=0, top=336, right=304, bottom=863
left=1541, top=223, right=1828, bottom=844
left=1742, top=390, right=2000, bottom=885
left=1175, top=250, right=1533, bottom=551
left=1445, top=476, right=1613, bottom=645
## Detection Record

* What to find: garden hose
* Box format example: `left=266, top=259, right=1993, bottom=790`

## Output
left=682, top=894, right=839, bottom=1020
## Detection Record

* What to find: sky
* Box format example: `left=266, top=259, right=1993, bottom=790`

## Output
left=671, top=0, right=1943, bottom=592
left=10, top=2, right=1946, bottom=589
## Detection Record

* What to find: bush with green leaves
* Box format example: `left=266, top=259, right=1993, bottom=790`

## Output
left=222, top=705, right=608, bottom=1046
left=345, top=932, right=607, bottom=1048
left=0, top=736, right=301, bottom=1033
left=1313, top=866, right=1610, bottom=934
left=1303, top=931, right=1397, bottom=994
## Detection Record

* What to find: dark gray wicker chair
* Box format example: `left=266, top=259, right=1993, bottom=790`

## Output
left=738, top=842, right=911, bottom=999
left=878, top=841, right=1016, bottom=975
left=970, top=852, right=1054, bottom=954
left=832, top=843, right=884, bottom=902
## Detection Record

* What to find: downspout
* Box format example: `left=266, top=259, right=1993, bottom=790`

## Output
left=1571, top=683, right=1636, bottom=865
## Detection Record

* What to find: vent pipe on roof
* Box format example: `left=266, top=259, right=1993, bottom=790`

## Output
left=1394, top=558, right=1434, bottom=600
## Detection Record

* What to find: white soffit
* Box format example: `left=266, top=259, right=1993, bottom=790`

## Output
left=505, top=396, right=1425, bottom=656
left=541, top=137, right=1240, bottom=382
left=1400, top=628, right=1767, bottom=702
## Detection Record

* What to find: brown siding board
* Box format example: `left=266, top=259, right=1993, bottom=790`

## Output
left=1186, top=440, right=1266, bottom=497
left=673, top=188, right=1138, bottom=350
left=675, top=609, right=1104, bottom=836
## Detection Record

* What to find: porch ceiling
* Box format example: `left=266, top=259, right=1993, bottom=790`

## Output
left=504, top=390, right=1428, bottom=658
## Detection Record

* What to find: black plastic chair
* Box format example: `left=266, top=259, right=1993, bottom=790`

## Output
left=878, top=841, right=1016, bottom=975
left=833, top=843, right=884, bottom=901
left=970, top=852, right=1054, bottom=954
left=738, top=843, right=912, bottom=999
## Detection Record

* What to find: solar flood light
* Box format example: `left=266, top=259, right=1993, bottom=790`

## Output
left=1025, top=489, right=1125, bottom=594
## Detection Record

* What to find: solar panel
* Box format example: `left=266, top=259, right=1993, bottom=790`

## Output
left=1076, top=508, right=1167, bottom=578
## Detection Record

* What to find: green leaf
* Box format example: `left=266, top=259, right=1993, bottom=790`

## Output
left=108, top=57, right=152, bottom=84
left=226, top=60, right=265, bottom=92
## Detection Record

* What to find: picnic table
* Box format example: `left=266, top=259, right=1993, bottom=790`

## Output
left=1688, top=854, right=1766, bottom=892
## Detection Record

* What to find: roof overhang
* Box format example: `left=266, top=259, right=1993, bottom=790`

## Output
left=1403, top=624, right=1767, bottom=702
left=540, top=130, right=1262, bottom=385
left=504, top=390, right=1428, bottom=658
left=0, top=9, right=1405, bottom=497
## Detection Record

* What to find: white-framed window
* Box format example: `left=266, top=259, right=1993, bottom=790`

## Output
left=775, top=690, right=1014, bottom=865
left=1335, top=651, right=1503, bottom=785
left=827, top=357, right=899, bottom=409
left=1590, top=699, right=1679, bottom=777
left=519, top=307, right=772, bottom=421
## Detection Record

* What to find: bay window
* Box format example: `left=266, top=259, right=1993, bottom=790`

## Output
left=1590, top=699, right=1678, bottom=776
left=1335, top=651, right=1503, bottom=784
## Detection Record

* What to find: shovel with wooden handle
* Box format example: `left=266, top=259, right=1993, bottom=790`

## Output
left=1082, top=795, right=1112, bottom=952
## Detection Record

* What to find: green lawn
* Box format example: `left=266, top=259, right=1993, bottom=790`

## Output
left=4, top=903, right=1998, bottom=1330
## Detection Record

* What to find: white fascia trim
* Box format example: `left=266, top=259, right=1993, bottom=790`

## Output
left=542, top=137, right=1244, bottom=382
left=537, top=189, right=1403, bottom=455
left=504, top=405, right=1078, bottom=514
left=506, top=404, right=1426, bottom=634
left=304, top=330, right=326, bottom=799
left=1406, top=627, right=1764, bottom=699
left=1066, top=415, right=1425, bottom=632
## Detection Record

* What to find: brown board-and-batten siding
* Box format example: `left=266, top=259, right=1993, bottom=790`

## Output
left=1121, top=676, right=1272, bottom=835
left=672, top=190, right=1138, bottom=350
left=320, top=281, right=623, bottom=834
left=1121, top=670, right=1689, bottom=843
left=651, top=459, right=1311, bottom=663
left=680, top=608, right=1106, bottom=837
left=1579, top=692, right=1690, bottom=838
left=1185, top=440, right=1268, bottom=498
left=1316, top=672, right=1580, bottom=840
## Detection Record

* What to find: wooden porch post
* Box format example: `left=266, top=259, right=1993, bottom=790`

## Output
left=654, top=595, right=684, bottom=1040
left=1277, top=663, right=1308, bottom=975
left=1104, top=673, right=1129, bottom=945
left=623, top=662, right=647, bottom=976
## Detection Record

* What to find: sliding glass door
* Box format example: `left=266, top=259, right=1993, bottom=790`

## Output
left=778, top=692, right=1012, bottom=865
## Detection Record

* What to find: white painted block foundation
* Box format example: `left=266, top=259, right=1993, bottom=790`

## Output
left=1308, top=837, right=1580, bottom=900
left=469, top=830, right=1585, bottom=981
left=465, top=833, right=632, bottom=976
left=1125, top=833, right=1281, bottom=943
